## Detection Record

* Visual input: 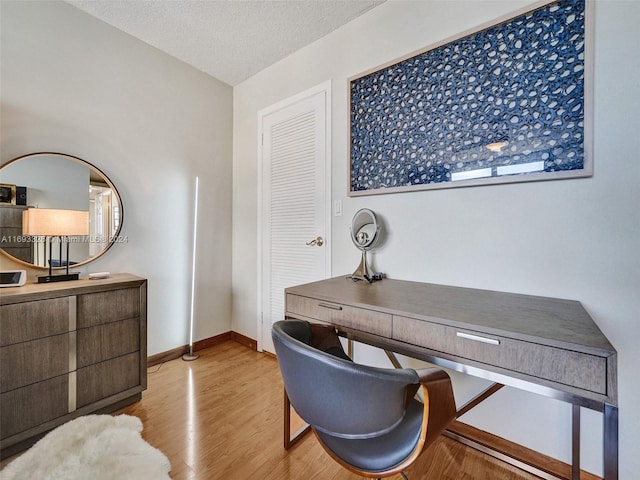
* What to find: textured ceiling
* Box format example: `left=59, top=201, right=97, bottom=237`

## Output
left=66, top=0, right=386, bottom=86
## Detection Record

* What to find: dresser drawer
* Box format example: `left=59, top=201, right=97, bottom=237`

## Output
left=0, top=206, right=25, bottom=225
left=0, top=334, right=70, bottom=393
left=393, top=316, right=607, bottom=395
left=76, top=352, right=141, bottom=408
left=77, top=318, right=140, bottom=368
left=0, top=375, right=69, bottom=438
left=77, top=288, right=140, bottom=328
left=0, top=297, right=70, bottom=346
left=286, top=294, right=392, bottom=337
left=0, top=227, right=33, bottom=248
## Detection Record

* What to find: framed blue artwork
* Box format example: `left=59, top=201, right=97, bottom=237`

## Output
left=349, top=0, right=592, bottom=195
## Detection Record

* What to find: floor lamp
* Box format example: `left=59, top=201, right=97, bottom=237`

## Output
left=183, top=176, right=200, bottom=361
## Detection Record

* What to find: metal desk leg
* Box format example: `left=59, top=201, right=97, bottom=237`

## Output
left=572, top=404, right=580, bottom=480
left=604, top=404, right=619, bottom=480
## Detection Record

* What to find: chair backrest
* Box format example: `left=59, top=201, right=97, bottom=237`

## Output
left=272, top=320, right=420, bottom=439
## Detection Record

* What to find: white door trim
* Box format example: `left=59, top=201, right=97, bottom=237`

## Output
left=256, top=80, right=332, bottom=352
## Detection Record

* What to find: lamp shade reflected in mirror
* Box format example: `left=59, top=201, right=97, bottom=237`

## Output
left=0, top=152, right=123, bottom=269
left=23, top=208, right=89, bottom=237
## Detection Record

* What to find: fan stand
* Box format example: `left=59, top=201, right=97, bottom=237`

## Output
left=350, top=249, right=376, bottom=283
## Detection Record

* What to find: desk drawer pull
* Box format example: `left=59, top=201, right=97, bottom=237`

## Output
left=318, top=303, right=343, bottom=311
left=456, top=332, right=500, bottom=345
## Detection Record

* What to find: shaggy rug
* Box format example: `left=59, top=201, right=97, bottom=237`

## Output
left=1, top=414, right=171, bottom=480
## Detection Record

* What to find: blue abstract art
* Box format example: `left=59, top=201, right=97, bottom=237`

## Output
left=349, top=0, right=590, bottom=195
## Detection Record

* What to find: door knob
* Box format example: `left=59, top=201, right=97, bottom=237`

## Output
left=306, top=236, right=324, bottom=247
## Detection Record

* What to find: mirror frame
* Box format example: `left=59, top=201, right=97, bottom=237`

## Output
left=0, top=152, right=124, bottom=269
left=350, top=208, right=380, bottom=251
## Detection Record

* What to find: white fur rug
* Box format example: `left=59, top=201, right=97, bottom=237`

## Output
left=1, top=414, right=171, bottom=480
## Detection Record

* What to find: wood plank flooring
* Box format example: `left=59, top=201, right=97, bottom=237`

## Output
left=119, top=341, right=541, bottom=479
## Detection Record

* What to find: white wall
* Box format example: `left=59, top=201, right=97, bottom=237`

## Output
left=233, top=1, right=640, bottom=477
left=1, top=154, right=91, bottom=264
left=0, top=0, right=234, bottom=356
left=1, top=155, right=89, bottom=210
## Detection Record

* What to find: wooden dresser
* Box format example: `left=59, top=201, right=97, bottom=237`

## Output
left=0, top=273, right=147, bottom=456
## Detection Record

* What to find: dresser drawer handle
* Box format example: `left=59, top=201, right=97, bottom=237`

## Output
left=456, top=332, right=500, bottom=345
left=318, top=302, right=343, bottom=311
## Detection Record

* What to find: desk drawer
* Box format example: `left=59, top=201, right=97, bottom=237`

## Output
left=393, top=316, right=607, bottom=395
left=286, top=294, right=392, bottom=337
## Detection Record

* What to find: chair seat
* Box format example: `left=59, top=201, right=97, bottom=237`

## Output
left=316, top=399, right=423, bottom=473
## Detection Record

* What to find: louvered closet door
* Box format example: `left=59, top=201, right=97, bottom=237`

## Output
left=260, top=86, right=330, bottom=353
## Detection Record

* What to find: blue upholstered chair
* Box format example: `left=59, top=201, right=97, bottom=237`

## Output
left=272, top=320, right=457, bottom=479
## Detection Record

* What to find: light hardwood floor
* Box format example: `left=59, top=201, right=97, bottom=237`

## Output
left=118, top=341, right=541, bottom=480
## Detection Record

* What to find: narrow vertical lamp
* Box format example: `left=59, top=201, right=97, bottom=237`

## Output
left=23, top=208, right=89, bottom=283
left=183, top=176, right=200, bottom=361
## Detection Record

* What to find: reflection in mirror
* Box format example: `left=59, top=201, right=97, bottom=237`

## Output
left=354, top=223, right=377, bottom=247
left=0, top=152, right=123, bottom=269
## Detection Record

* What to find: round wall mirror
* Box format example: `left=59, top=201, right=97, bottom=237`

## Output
left=0, top=152, right=123, bottom=269
left=349, top=208, right=381, bottom=282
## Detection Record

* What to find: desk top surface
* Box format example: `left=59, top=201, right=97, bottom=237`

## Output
left=286, top=276, right=615, bottom=356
